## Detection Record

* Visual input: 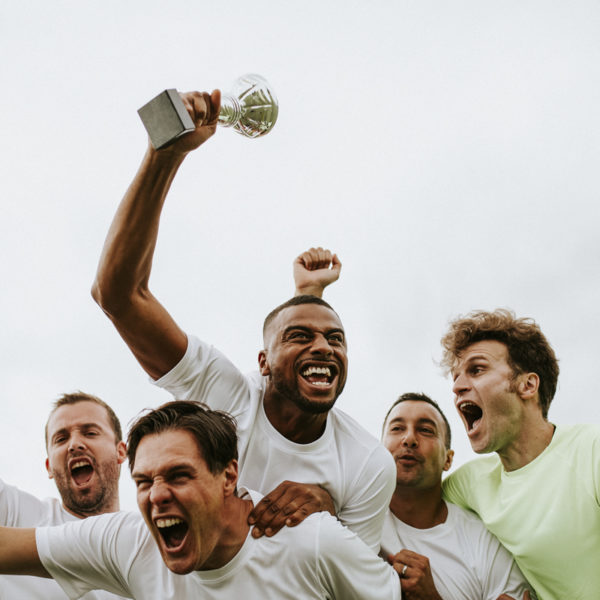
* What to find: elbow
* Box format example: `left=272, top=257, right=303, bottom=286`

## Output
left=91, top=276, right=132, bottom=318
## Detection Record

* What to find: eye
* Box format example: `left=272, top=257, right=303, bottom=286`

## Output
left=170, top=471, right=192, bottom=484
left=134, top=479, right=151, bottom=491
left=289, top=331, right=310, bottom=340
left=420, top=427, right=435, bottom=435
left=327, top=333, right=344, bottom=344
left=85, top=430, right=99, bottom=437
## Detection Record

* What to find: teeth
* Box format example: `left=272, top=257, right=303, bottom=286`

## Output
left=460, top=401, right=478, bottom=410
left=71, top=461, right=90, bottom=470
left=302, top=366, right=332, bottom=377
left=156, top=518, right=184, bottom=528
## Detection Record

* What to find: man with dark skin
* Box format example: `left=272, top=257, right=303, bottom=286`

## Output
left=92, top=90, right=395, bottom=550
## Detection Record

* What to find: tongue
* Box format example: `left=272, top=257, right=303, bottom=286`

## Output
left=72, top=465, right=93, bottom=485
left=305, top=374, right=329, bottom=384
left=164, top=523, right=187, bottom=548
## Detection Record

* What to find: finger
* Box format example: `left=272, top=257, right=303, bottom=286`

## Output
left=208, top=89, right=221, bottom=124
left=182, top=92, right=208, bottom=126
left=331, top=253, right=342, bottom=275
left=315, top=248, right=333, bottom=270
left=254, top=487, right=313, bottom=535
left=297, top=251, right=314, bottom=271
left=248, top=486, right=287, bottom=526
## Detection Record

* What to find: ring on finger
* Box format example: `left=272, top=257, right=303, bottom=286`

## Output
left=401, top=564, right=408, bottom=578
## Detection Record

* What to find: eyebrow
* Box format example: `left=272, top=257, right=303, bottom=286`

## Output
left=50, top=423, right=102, bottom=440
left=283, top=325, right=345, bottom=336
left=387, top=417, right=439, bottom=429
left=452, top=354, right=490, bottom=376
left=132, top=462, right=195, bottom=480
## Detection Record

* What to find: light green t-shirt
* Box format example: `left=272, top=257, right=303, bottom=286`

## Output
left=443, top=424, right=600, bottom=600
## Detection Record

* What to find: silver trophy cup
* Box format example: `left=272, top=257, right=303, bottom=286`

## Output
left=138, top=74, right=278, bottom=149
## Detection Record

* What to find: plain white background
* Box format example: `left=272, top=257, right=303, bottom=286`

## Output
left=1, top=1, right=599, bottom=512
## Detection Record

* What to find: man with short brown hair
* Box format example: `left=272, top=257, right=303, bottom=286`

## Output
left=442, top=309, right=600, bottom=599
left=1, top=391, right=127, bottom=599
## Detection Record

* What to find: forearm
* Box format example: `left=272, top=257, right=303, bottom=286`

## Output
left=0, top=527, right=48, bottom=577
left=92, top=147, right=186, bottom=314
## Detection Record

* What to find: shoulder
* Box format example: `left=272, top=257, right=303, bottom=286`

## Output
left=443, top=456, right=501, bottom=506
left=328, top=407, right=387, bottom=454
left=0, top=478, right=62, bottom=526
left=555, top=423, right=600, bottom=445
left=446, top=454, right=500, bottom=481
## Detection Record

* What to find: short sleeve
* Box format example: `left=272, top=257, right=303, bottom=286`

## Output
left=337, top=445, right=396, bottom=553
left=36, top=512, right=143, bottom=599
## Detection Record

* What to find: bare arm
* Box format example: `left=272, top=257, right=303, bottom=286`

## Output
left=293, top=247, right=341, bottom=298
left=92, top=90, right=221, bottom=380
left=248, top=480, right=336, bottom=537
left=0, top=527, right=49, bottom=578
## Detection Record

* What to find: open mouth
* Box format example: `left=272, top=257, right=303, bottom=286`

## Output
left=70, top=459, right=94, bottom=486
left=458, top=401, right=483, bottom=432
left=156, top=517, right=189, bottom=551
left=300, top=364, right=337, bottom=387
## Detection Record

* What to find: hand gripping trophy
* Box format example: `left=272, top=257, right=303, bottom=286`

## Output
left=138, top=74, right=278, bottom=149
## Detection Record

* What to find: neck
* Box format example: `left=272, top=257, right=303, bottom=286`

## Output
left=498, top=416, right=555, bottom=472
left=389, top=484, right=447, bottom=529
left=202, top=495, right=253, bottom=570
left=263, top=388, right=328, bottom=444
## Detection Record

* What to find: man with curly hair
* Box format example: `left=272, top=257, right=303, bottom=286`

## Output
left=441, top=309, right=600, bottom=600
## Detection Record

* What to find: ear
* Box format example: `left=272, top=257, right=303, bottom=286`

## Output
left=45, top=457, right=53, bottom=479
left=258, top=350, right=270, bottom=376
left=517, top=373, right=539, bottom=401
left=222, top=459, right=239, bottom=497
left=116, top=441, right=127, bottom=465
left=443, top=449, right=454, bottom=472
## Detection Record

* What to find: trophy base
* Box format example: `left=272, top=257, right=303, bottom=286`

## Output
left=138, top=89, right=195, bottom=149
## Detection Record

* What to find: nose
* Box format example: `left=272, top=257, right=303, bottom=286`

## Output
left=452, top=372, right=470, bottom=397
left=310, top=333, right=333, bottom=356
left=68, top=433, right=87, bottom=452
left=149, top=480, right=173, bottom=506
left=401, top=426, right=418, bottom=447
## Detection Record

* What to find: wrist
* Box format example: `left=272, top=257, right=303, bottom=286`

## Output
left=295, top=285, right=324, bottom=298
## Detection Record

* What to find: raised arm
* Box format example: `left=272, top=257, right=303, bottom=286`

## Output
left=0, top=527, right=49, bottom=578
left=293, top=247, right=341, bottom=298
left=92, top=90, right=220, bottom=380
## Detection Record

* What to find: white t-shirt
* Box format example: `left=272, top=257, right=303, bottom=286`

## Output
left=37, top=490, right=401, bottom=600
left=0, top=478, right=125, bottom=600
left=154, top=334, right=396, bottom=552
left=380, top=502, right=532, bottom=600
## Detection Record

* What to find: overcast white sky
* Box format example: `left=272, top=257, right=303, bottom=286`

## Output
left=1, top=1, right=599, bottom=512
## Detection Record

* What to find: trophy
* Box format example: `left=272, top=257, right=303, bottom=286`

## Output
left=138, top=74, right=278, bottom=149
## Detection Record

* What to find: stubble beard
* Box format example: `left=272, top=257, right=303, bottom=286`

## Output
left=54, top=458, right=120, bottom=517
left=270, top=368, right=341, bottom=415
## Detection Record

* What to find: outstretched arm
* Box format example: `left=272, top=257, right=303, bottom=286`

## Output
left=92, top=90, right=221, bottom=380
left=0, top=527, right=49, bottom=578
left=293, top=247, right=341, bottom=298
